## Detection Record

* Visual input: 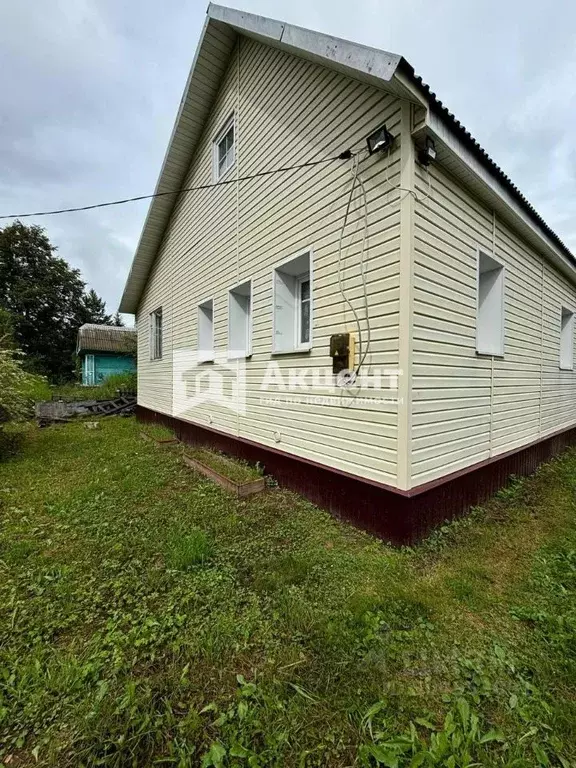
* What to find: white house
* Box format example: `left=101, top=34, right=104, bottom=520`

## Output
left=120, top=5, right=576, bottom=542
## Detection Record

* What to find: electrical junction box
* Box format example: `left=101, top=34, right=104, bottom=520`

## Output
left=330, top=332, right=356, bottom=375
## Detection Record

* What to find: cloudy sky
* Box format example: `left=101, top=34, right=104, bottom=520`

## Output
left=1, top=0, right=575, bottom=319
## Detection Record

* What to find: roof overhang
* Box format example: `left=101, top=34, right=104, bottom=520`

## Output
left=416, top=108, right=576, bottom=284
left=119, top=4, right=575, bottom=314
left=395, top=64, right=576, bottom=284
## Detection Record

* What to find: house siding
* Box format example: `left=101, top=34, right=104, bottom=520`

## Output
left=136, top=36, right=403, bottom=486
left=411, top=161, right=576, bottom=486
left=137, top=248, right=174, bottom=415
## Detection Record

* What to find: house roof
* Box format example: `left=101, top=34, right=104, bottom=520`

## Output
left=77, top=324, right=137, bottom=355
left=119, top=4, right=575, bottom=314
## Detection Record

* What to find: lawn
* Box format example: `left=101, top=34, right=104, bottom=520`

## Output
left=0, top=418, right=574, bottom=767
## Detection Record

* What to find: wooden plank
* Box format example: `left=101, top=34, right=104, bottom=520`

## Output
left=181, top=453, right=265, bottom=497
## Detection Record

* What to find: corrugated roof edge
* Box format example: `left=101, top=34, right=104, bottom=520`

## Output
left=396, top=58, right=575, bottom=267
left=119, top=5, right=575, bottom=315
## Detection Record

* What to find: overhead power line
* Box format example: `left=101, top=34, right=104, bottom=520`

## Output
left=0, top=152, right=353, bottom=220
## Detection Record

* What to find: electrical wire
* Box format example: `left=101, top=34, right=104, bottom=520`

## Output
left=0, top=155, right=344, bottom=220
left=383, top=146, right=432, bottom=204
left=336, top=154, right=369, bottom=378
left=356, top=171, right=372, bottom=372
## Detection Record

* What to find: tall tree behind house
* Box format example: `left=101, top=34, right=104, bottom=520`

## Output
left=0, top=221, right=114, bottom=382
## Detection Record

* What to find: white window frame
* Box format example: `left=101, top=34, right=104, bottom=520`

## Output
left=295, top=274, right=311, bottom=349
left=228, top=279, right=252, bottom=359
left=475, top=250, right=505, bottom=357
left=197, top=298, right=214, bottom=363
left=560, top=306, right=574, bottom=371
left=212, top=115, right=235, bottom=182
left=149, top=307, right=163, bottom=361
left=272, top=248, right=313, bottom=354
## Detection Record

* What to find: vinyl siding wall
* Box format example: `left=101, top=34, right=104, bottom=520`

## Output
left=136, top=35, right=403, bottom=486
left=411, top=161, right=576, bottom=486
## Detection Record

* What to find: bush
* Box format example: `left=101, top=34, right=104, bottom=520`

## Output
left=0, top=347, right=49, bottom=423
left=0, top=424, right=26, bottom=460
left=98, top=372, right=137, bottom=399
left=50, top=372, right=137, bottom=402
left=0, top=346, right=48, bottom=460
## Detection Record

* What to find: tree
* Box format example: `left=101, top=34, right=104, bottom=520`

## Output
left=0, top=221, right=113, bottom=381
left=78, top=289, right=113, bottom=326
left=0, top=308, right=15, bottom=349
left=112, top=311, right=125, bottom=327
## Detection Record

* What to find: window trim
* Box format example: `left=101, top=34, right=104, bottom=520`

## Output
left=295, top=274, right=311, bottom=349
left=227, top=278, right=253, bottom=359
left=197, top=297, right=215, bottom=363
left=475, top=249, right=505, bottom=358
left=272, top=248, right=314, bottom=355
left=149, top=307, right=163, bottom=361
left=560, top=306, right=574, bottom=371
left=212, top=114, right=235, bottom=182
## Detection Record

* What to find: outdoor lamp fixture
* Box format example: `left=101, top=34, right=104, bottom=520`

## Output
left=418, top=136, right=437, bottom=166
left=366, top=124, right=394, bottom=155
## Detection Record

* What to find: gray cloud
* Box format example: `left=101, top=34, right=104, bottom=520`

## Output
left=1, top=0, right=575, bottom=318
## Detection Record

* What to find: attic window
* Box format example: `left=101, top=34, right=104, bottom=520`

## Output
left=213, top=117, right=235, bottom=181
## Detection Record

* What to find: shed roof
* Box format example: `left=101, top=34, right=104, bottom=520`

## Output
left=119, top=4, right=575, bottom=314
left=77, top=324, right=137, bottom=354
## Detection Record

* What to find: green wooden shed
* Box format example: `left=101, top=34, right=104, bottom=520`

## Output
left=76, top=324, right=136, bottom=386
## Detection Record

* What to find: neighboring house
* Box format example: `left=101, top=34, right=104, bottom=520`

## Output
left=77, top=324, right=136, bottom=386
left=120, top=4, right=576, bottom=542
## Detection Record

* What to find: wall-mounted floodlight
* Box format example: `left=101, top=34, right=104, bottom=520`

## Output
left=366, top=125, right=394, bottom=155
left=418, top=136, right=437, bottom=166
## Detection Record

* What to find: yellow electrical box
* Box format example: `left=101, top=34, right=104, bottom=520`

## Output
left=329, top=332, right=356, bottom=374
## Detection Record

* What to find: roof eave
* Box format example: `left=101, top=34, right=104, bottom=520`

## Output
left=120, top=5, right=575, bottom=314
left=394, top=61, right=576, bottom=276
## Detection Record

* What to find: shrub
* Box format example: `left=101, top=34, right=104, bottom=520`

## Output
left=50, top=372, right=137, bottom=403
left=0, top=345, right=48, bottom=460
left=0, top=424, right=26, bottom=460
left=98, top=372, right=137, bottom=399
left=0, top=346, right=49, bottom=423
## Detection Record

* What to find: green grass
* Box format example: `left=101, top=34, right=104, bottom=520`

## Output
left=0, top=418, right=575, bottom=766
left=50, top=373, right=137, bottom=402
left=166, top=528, right=214, bottom=570
left=141, top=423, right=179, bottom=442
left=49, top=382, right=104, bottom=400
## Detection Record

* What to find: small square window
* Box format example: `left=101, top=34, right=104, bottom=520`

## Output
left=476, top=251, right=504, bottom=356
left=228, top=280, right=252, bottom=358
left=150, top=308, right=163, bottom=360
left=198, top=299, right=214, bottom=362
left=273, top=251, right=312, bottom=353
left=213, top=117, right=235, bottom=181
left=560, top=307, right=574, bottom=370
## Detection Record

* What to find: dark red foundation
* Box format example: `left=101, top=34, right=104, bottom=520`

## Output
left=137, top=405, right=576, bottom=544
